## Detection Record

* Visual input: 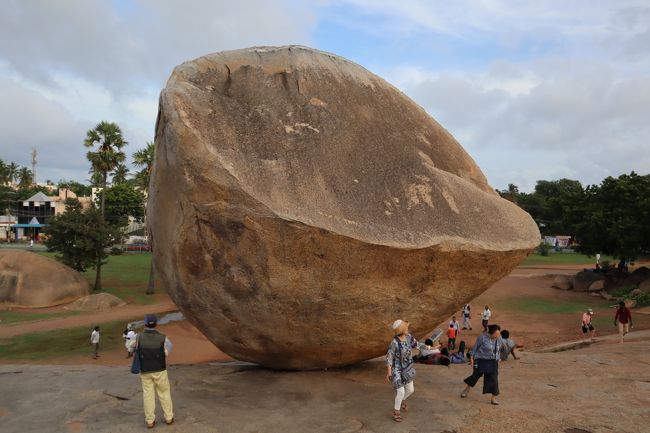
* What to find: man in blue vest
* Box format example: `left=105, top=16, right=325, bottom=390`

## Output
left=131, top=314, right=174, bottom=428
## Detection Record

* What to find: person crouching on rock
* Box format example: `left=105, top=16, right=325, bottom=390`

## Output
left=386, top=319, right=429, bottom=422
left=460, top=324, right=503, bottom=405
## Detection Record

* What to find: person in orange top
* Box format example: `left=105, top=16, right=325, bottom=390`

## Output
left=447, top=324, right=458, bottom=350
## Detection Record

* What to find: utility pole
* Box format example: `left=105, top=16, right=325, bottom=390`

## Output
left=31, top=148, right=37, bottom=185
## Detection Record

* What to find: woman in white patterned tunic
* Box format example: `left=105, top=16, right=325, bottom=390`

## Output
left=385, top=319, right=429, bottom=422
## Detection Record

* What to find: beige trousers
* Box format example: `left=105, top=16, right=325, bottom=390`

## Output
left=140, top=370, right=174, bottom=423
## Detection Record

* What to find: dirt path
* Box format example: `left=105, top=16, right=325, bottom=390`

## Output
left=0, top=297, right=176, bottom=338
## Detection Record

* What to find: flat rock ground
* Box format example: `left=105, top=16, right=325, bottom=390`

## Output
left=1, top=265, right=649, bottom=433
left=1, top=332, right=649, bottom=433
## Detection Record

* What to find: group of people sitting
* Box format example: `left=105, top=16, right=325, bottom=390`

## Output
left=412, top=328, right=518, bottom=366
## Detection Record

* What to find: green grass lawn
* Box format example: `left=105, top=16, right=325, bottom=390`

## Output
left=0, top=310, right=79, bottom=325
left=499, top=297, right=602, bottom=315
left=522, top=253, right=615, bottom=266
left=0, top=319, right=129, bottom=360
left=39, top=252, right=155, bottom=305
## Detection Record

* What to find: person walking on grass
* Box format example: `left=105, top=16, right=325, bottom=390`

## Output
left=386, top=319, right=429, bottom=422
left=462, top=304, right=472, bottom=330
left=581, top=308, right=595, bottom=341
left=481, top=305, right=492, bottom=332
left=90, top=326, right=100, bottom=359
left=614, top=301, right=633, bottom=343
left=460, top=324, right=504, bottom=405
left=129, top=314, right=174, bottom=428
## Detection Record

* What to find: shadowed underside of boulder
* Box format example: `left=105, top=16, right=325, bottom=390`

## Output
left=149, top=46, right=540, bottom=369
left=0, top=250, right=90, bottom=308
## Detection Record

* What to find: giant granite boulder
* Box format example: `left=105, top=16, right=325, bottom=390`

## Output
left=0, top=250, right=89, bottom=307
left=149, top=46, right=540, bottom=369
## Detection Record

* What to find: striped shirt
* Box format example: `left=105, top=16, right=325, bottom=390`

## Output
left=470, top=333, right=503, bottom=360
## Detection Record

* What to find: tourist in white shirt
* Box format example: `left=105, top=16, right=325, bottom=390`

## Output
left=481, top=306, right=492, bottom=332
left=90, top=326, right=100, bottom=359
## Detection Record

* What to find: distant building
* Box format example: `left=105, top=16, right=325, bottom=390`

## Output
left=0, top=215, right=17, bottom=240
left=10, top=189, right=93, bottom=241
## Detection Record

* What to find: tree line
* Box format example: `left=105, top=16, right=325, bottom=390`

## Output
left=497, top=172, right=650, bottom=262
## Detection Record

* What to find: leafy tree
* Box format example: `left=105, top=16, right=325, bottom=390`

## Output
left=44, top=199, right=121, bottom=273
left=98, top=183, right=145, bottom=227
left=17, top=167, right=34, bottom=188
left=83, top=121, right=128, bottom=290
left=133, top=142, right=156, bottom=294
left=111, top=162, right=130, bottom=185
left=571, top=172, right=650, bottom=261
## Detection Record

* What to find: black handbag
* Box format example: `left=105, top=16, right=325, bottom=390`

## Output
left=395, top=336, right=416, bottom=383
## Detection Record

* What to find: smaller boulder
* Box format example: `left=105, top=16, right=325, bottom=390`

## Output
left=631, top=266, right=650, bottom=277
left=639, top=279, right=650, bottom=294
left=624, top=299, right=636, bottom=308
left=600, top=291, right=613, bottom=301
left=629, top=288, right=644, bottom=298
left=552, top=275, right=572, bottom=290
left=589, top=292, right=601, bottom=297
left=572, top=271, right=605, bottom=292
left=64, top=293, right=126, bottom=311
left=588, top=280, right=605, bottom=292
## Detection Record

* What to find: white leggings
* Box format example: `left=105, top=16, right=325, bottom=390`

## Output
left=394, top=381, right=414, bottom=411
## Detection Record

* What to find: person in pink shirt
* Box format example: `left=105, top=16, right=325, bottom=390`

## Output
left=581, top=309, right=595, bottom=341
left=614, top=301, right=633, bottom=343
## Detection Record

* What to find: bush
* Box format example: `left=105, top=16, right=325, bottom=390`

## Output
left=110, top=246, right=123, bottom=255
left=538, top=242, right=551, bottom=256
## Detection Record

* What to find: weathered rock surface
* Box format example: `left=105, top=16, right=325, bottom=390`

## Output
left=0, top=250, right=89, bottom=308
left=552, top=275, right=572, bottom=290
left=572, top=271, right=605, bottom=292
left=64, top=293, right=126, bottom=311
left=588, top=280, right=605, bottom=292
left=639, top=278, right=650, bottom=294
left=149, top=46, right=540, bottom=369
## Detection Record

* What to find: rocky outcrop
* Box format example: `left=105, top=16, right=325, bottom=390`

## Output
left=149, top=46, right=540, bottom=369
left=572, top=271, right=605, bottom=292
left=552, top=275, right=572, bottom=290
left=64, top=293, right=126, bottom=311
left=0, top=250, right=89, bottom=308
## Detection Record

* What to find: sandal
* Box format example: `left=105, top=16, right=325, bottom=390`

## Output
left=461, top=390, right=469, bottom=398
left=393, top=411, right=402, bottom=422
left=400, top=402, right=408, bottom=412
left=146, top=421, right=156, bottom=429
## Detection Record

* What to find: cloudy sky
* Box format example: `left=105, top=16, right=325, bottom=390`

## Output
left=1, top=0, right=649, bottom=192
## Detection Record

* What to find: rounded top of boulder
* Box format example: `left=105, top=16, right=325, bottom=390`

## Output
left=0, top=250, right=90, bottom=307
left=64, top=293, right=126, bottom=311
left=160, top=45, right=539, bottom=250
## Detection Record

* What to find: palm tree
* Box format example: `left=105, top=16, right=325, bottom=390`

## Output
left=7, top=162, right=19, bottom=184
left=132, top=142, right=155, bottom=190
left=111, top=163, right=130, bottom=185
left=17, top=167, right=34, bottom=188
left=133, top=141, right=156, bottom=294
left=84, top=121, right=127, bottom=290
